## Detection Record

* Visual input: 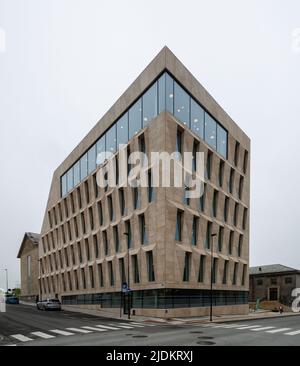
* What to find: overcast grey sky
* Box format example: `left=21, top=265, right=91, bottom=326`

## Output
left=0, top=0, right=300, bottom=289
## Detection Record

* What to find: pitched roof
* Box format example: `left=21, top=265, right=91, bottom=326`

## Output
left=249, top=264, right=299, bottom=275
left=17, top=232, right=40, bottom=258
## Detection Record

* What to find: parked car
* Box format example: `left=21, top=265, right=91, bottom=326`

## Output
left=5, top=295, right=19, bottom=304
left=36, top=299, right=61, bottom=311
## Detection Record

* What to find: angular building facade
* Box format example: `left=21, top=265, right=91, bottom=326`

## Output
left=39, top=47, right=250, bottom=317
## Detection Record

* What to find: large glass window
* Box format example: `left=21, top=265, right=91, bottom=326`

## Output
left=96, top=136, right=106, bottom=165
left=217, top=124, right=227, bottom=158
left=116, top=113, right=128, bottom=148
left=67, top=168, right=74, bottom=192
left=129, top=98, right=142, bottom=139
left=73, top=161, right=80, bottom=186
left=198, top=255, right=205, bottom=282
left=183, top=253, right=191, bottom=282
left=147, top=251, right=155, bottom=282
left=158, top=73, right=166, bottom=113
left=175, top=210, right=183, bottom=242
left=133, top=255, right=140, bottom=283
left=61, top=174, right=67, bottom=196
left=166, top=73, right=174, bottom=114
left=60, top=72, right=231, bottom=197
left=205, top=113, right=217, bottom=149
left=80, top=153, right=88, bottom=180
left=87, top=144, right=96, bottom=174
left=174, top=82, right=190, bottom=127
left=142, top=83, right=157, bottom=126
left=106, top=124, right=116, bottom=154
left=191, top=99, right=204, bottom=138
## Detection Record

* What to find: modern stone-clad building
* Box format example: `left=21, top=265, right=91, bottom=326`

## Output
left=249, top=264, right=300, bottom=306
left=17, top=232, right=40, bottom=302
left=38, top=47, right=250, bottom=317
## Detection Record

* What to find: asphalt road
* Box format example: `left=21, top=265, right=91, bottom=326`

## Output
left=1, top=304, right=300, bottom=346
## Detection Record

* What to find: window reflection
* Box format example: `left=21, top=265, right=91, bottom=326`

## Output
left=87, top=145, right=96, bottom=174
left=106, top=124, right=116, bottom=154
left=117, top=113, right=128, bottom=148
left=73, top=161, right=80, bottom=186
left=80, top=153, right=88, bottom=180
left=129, top=98, right=142, bottom=139
left=205, top=114, right=217, bottom=149
left=217, top=124, right=227, bottom=158
left=142, top=83, right=157, bottom=126
left=67, top=168, right=73, bottom=191
left=96, top=136, right=105, bottom=165
left=166, top=74, right=174, bottom=114
left=191, top=99, right=204, bottom=138
left=61, top=174, right=67, bottom=196
left=174, top=82, right=190, bottom=127
left=158, top=73, right=166, bottom=113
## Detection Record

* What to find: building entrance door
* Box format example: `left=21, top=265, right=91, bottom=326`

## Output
left=269, top=287, right=278, bottom=301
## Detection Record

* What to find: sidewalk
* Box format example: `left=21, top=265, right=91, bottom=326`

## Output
left=172, top=310, right=300, bottom=325
left=61, top=305, right=300, bottom=325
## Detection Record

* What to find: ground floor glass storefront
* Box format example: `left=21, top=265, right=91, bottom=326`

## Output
left=62, top=289, right=248, bottom=308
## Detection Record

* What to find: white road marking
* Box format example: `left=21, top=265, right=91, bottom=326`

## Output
left=213, top=324, right=247, bottom=328
left=31, top=331, right=55, bottom=339
left=266, top=328, right=291, bottom=334
left=82, top=326, right=107, bottom=332
left=284, top=330, right=300, bottom=336
left=10, top=334, right=33, bottom=342
left=236, top=325, right=261, bottom=330
left=111, top=323, right=134, bottom=329
left=119, top=322, right=144, bottom=328
left=96, top=324, right=120, bottom=330
left=136, top=322, right=155, bottom=327
left=66, top=328, right=92, bottom=334
left=50, top=329, right=74, bottom=336
left=250, top=326, right=275, bottom=331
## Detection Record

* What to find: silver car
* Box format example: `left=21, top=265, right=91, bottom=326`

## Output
left=37, top=299, right=61, bottom=311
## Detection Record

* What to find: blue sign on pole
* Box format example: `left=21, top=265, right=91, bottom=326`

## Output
left=122, top=282, right=128, bottom=292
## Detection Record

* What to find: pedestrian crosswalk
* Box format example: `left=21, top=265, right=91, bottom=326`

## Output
left=198, top=322, right=300, bottom=337
left=4, top=321, right=156, bottom=345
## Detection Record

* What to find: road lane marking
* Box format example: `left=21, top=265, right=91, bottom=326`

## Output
left=82, top=326, right=107, bottom=332
left=284, top=330, right=300, bottom=336
left=250, top=326, right=275, bottom=331
left=212, top=324, right=248, bottom=328
left=119, top=322, right=144, bottom=328
left=266, top=328, right=291, bottom=334
left=236, top=325, right=261, bottom=330
left=10, top=334, right=33, bottom=342
left=50, top=329, right=74, bottom=336
left=66, top=328, right=92, bottom=334
left=134, top=322, right=155, bottom=326
left=31, top=331, right=55, bottom=339
left=111, top=323, right=134, bottom=329
left=96, top=324, right=120, bottom=330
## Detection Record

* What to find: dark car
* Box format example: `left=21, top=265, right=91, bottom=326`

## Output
left=5, top=296, right=19, bottom=304
left=37, top=299, right=61, bottom=311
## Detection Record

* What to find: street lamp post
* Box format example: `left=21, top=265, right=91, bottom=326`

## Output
left=123, top=232, right=131, bottom=319
left=210, top=234, right=217, bottom=322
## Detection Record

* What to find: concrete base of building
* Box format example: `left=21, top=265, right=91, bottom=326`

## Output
left=62, top=304, right=249, bottom=319
left=19, top=295, right=38, bottom=303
